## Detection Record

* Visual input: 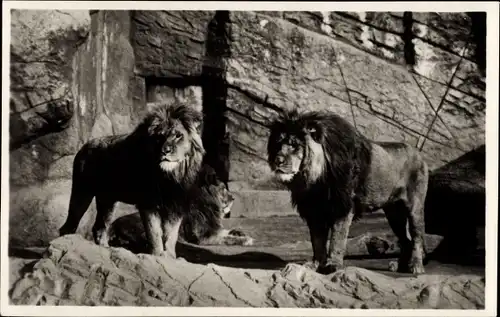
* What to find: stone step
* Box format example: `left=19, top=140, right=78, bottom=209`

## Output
left=230, top=190, right=296, bottom=218
left=229, top=190, right=389, bottom=219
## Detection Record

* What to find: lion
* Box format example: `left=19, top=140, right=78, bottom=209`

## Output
left=59, top=102, right=206, bottom=259
left=179, top=164, right=254, bottom=246
left=108, top=164, right=254, bottom=249
left=267, top=109, right=429, bottom=275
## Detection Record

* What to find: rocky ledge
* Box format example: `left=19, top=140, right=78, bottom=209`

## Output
left=9, top=235, right=484, bottom=309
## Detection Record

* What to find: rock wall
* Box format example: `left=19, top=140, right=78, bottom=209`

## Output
left=9, top=11, right=145, bottom=247
left=9, top=10, right=486, bottom=247
left=225, top=11, right=485, bottom=189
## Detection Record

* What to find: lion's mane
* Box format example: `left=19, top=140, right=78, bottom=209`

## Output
left=267, top=109, right=372, bottom=223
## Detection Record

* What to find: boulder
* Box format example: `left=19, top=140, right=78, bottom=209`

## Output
left=8, top=235, right=484, bottom=308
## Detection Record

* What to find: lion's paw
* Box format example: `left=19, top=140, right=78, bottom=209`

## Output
left=302, top=260, right=320, bottom=271
left=159, top=250, right=177, bottom=259
left=409, top=260, right=425, bottom=275
left=388, top=260, right=399, bottom=272
left=93, top=230, right=110, bottom=247
left=393, top=256, right=425, bottom=275
left=317, top=261, right=344, bottom=275
left=228, top=228, right=245, bottom=236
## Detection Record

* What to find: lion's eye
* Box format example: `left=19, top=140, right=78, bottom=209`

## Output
left=175, top=132, right=183, bottom=139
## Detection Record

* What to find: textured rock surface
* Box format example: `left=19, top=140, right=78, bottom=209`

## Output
left=132, top=10, right=215, bottom=77
left=10, top=10, right=90, bottom=149
left=8, top=235, right=485, bottom=308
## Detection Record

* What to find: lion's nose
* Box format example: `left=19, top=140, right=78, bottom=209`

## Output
left=163, top=145, right=173, bottom=154
left=276, top=155, right=285, bottom=166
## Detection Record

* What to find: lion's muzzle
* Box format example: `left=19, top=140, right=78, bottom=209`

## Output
left=159, top=160, right=180, bottom=172
left=275, top=170, right=295, bottom=183
left=273, top=155, right=297, bottom=182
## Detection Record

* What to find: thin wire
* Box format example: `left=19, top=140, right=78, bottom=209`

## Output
left=330, top=45, right=358, bottom=132
left=418, top=39, right=471, bottom=151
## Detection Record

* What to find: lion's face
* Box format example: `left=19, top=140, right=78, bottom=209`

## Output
left=142, top=103, right=205, bottom=179
left=268, top=111, right=328, bottom=185
left=156, top=120, right=193, bottom=172
left=268, top=131, right=306, bottom=183
left=207, top=180, right=235, bottom=219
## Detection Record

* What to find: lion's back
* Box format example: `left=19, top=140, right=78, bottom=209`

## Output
left=74, top=134, right=130, bottom=172
left=72, top=134, right=151, bottom=201
left=358, top=141, right=427, bottom=207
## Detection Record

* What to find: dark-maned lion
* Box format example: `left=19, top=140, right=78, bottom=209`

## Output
left=267, top=109, right=429, bottom=275
left=59, top=102, right=205, bottom=259
left=109, top=164, right=254, bottom=249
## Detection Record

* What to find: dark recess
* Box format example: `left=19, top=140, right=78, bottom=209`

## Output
left=402, top=12, right=416, bottom=68
left=425, top=144, right=486, bottom=266
left=200, top=11, right=232, bottom=186
left=467, top=12, right=487, bottom=77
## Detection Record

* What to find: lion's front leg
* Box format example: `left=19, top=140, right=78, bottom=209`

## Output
left=161, top=215, right=183, bottom=259
left=139, top=208, right=164, bottom=256
left=317, top=208, right=355, bottom=275
left=305, top=218, right=330, bottom=272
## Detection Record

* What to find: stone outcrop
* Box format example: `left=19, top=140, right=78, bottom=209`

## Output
left=8, top=235, right=485, bottom=308
left=424, top=144, right=485, bottom=263
left=10, top=10, right=90, bottom=150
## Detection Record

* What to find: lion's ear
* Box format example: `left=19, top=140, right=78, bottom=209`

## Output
left=145, top=116, right=161, bottom=136
left=194, top=120, right=203, bottom=135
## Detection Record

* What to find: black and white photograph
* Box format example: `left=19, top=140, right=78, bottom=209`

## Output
left=1, top=1, right=498, bottom=316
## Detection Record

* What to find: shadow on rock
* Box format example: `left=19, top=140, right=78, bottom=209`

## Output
left=424, top=145, right=486, bottom=266
left=109, top=234, right=287, bottom=270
